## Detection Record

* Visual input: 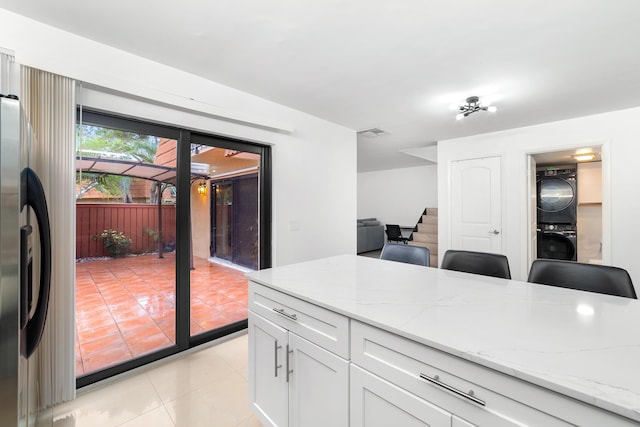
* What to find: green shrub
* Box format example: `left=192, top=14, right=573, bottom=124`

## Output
left=94, top=229, right=132, bottom=258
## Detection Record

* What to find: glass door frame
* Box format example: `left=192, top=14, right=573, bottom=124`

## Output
left=76, top=110, right=272, bottom=387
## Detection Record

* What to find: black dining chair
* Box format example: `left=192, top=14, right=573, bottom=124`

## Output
left=380, top=243, right=430, bottom=267
left=527, top=259, right=637, bottom=299
left=385, top=224, right=409, bottom=244
left=441, top=250, right=511, bottom=279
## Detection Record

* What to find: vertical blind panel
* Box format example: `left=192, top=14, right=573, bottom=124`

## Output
left=0, top=49, right=19, bottom=95
left=21, top=66, right=76, bottom=408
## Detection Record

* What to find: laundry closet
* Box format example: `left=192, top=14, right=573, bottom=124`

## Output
left=532, top=149, right=602, bottom=264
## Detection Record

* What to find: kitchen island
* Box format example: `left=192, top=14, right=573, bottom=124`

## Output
left=247, top=255, right=640, bottom=426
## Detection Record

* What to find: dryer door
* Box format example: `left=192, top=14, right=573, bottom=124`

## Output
left=537, top=177, right=575, bottom=213
left=537, top=232, right=576, bottom=261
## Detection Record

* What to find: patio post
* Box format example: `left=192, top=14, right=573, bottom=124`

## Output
left=157, top=182, right=164, bottom=259
left=190, top=218, right=194, bottom=270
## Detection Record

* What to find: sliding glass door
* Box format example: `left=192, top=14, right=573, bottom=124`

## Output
left=212, top=175, right=259, bottom=269
left=76, top=111, right=271, bottom=387
left=76, top=114, right=179, bottom=383
left=213, top=181, right=234, bottom=261
left=188, top=136, right=266, bottom=341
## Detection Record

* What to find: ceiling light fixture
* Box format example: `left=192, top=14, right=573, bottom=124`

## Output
left=574, top=154, right=596, bottom=162
left=455, top=96, right=497, bottom=120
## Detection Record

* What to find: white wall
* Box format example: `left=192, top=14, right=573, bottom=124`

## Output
left=577, top=205, right=602, bottom=263
left=438, top=106, right=640, bottom=289
left=0, top=8, right=357, bottom=266
left=191, top=183, right=211, bottom=260
left=358, top=165, right=437, bottom=227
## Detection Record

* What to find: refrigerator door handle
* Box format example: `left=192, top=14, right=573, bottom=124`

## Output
left=20, top=167, right=52, bottom=358
left=19, top=224, right=32, bottom=330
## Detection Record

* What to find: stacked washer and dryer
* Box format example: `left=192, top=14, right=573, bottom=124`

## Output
left=536, top=166, right=578, bottom=261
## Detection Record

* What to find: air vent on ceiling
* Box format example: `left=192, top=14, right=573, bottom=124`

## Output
left=358, top=128, right=389, bottom=138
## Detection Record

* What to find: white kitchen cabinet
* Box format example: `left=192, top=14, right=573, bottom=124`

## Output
left=248, top=282, right=349, bottom=427
left=577, top=161, right=602, bottom=204
left=288, top=333, right=349, bottom=427
left=350, top=364, right=451, bottom=427
left=247, top=256, right=640, bottom=427
left=351, top=321, right=531, bottom=427
left=248, top=314, right=288, bottom=427
left=249, top=281, right=349, bottom=358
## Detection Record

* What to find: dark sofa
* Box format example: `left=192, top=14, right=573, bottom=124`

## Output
left=357, top=218, right=384, bottom=253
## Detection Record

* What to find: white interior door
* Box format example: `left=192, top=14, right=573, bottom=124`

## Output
left=451, top=157, right=502, bottom=253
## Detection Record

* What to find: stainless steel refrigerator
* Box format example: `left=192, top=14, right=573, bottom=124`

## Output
left=0, top=95, right=52, bottom=427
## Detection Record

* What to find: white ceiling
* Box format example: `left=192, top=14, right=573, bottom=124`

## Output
left=3, top=1, right=640, bottom=172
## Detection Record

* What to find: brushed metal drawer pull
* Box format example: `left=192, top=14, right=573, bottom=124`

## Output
left=419, top=373, right=486, bottom=406
left=274, top=341, right=282, bottom=377
left=273, top=307, right=298, bottom=321
left=286, top=345, right=293, bottom=382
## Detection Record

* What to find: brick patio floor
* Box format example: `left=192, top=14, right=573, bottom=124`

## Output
left=75, top=252, right=249, bottom=375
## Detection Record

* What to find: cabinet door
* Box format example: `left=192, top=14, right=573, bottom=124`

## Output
left=577, top=161, right=602, bottom=204
left=249, top=313, right=289, bottom=427
left=350, top=365, right=451, bottom=427
left=288, top=333, right=349, bottom=427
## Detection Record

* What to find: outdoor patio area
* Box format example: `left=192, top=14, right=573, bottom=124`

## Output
left=75, top=252, right=249, bottom=375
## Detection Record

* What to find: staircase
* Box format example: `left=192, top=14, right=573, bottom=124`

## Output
left=409, top=208, right=438, bottom=267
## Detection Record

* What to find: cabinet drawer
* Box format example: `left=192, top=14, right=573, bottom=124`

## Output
left=350, top=364, right=451, bottom=427
left=249, top=281, right=349, bottom=358
left=351, top=321, right=635, bottom=427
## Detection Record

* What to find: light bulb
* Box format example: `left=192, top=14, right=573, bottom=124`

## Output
left=487, top=106, right=497, bottom=113
left=574, top=154, right=595, bottom=162
left=456, top=113, right=464, bottom=120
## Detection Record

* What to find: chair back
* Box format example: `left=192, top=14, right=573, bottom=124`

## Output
left=527, top=259, right=637, bottom=299
left=441, top=250, right=511, bottom=279
left=380, top=243, right=430, bottom=267
left=385, top=224, right=405, bottom=242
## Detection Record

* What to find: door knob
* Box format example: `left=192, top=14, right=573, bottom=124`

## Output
left=488, top=229, right=500, bottom=235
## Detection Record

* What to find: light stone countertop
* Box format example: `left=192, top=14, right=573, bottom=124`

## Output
left=247, top=254, right=640, bottom=423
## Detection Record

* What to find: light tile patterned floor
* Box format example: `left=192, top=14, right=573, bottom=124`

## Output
left=37, top=333, right=261, bottom=427
left=76, top=253, right=250, bottom=375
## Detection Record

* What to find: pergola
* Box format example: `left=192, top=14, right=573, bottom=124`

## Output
left=76, top=153, right=207, bottom=264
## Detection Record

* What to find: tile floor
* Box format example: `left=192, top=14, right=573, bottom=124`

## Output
left=76, top=253, right=250, bottom=375
left=37, top=332, right=261, bottom=427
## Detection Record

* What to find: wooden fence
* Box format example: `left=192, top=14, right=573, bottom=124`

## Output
left=76, top=203, right=177, bottom=259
